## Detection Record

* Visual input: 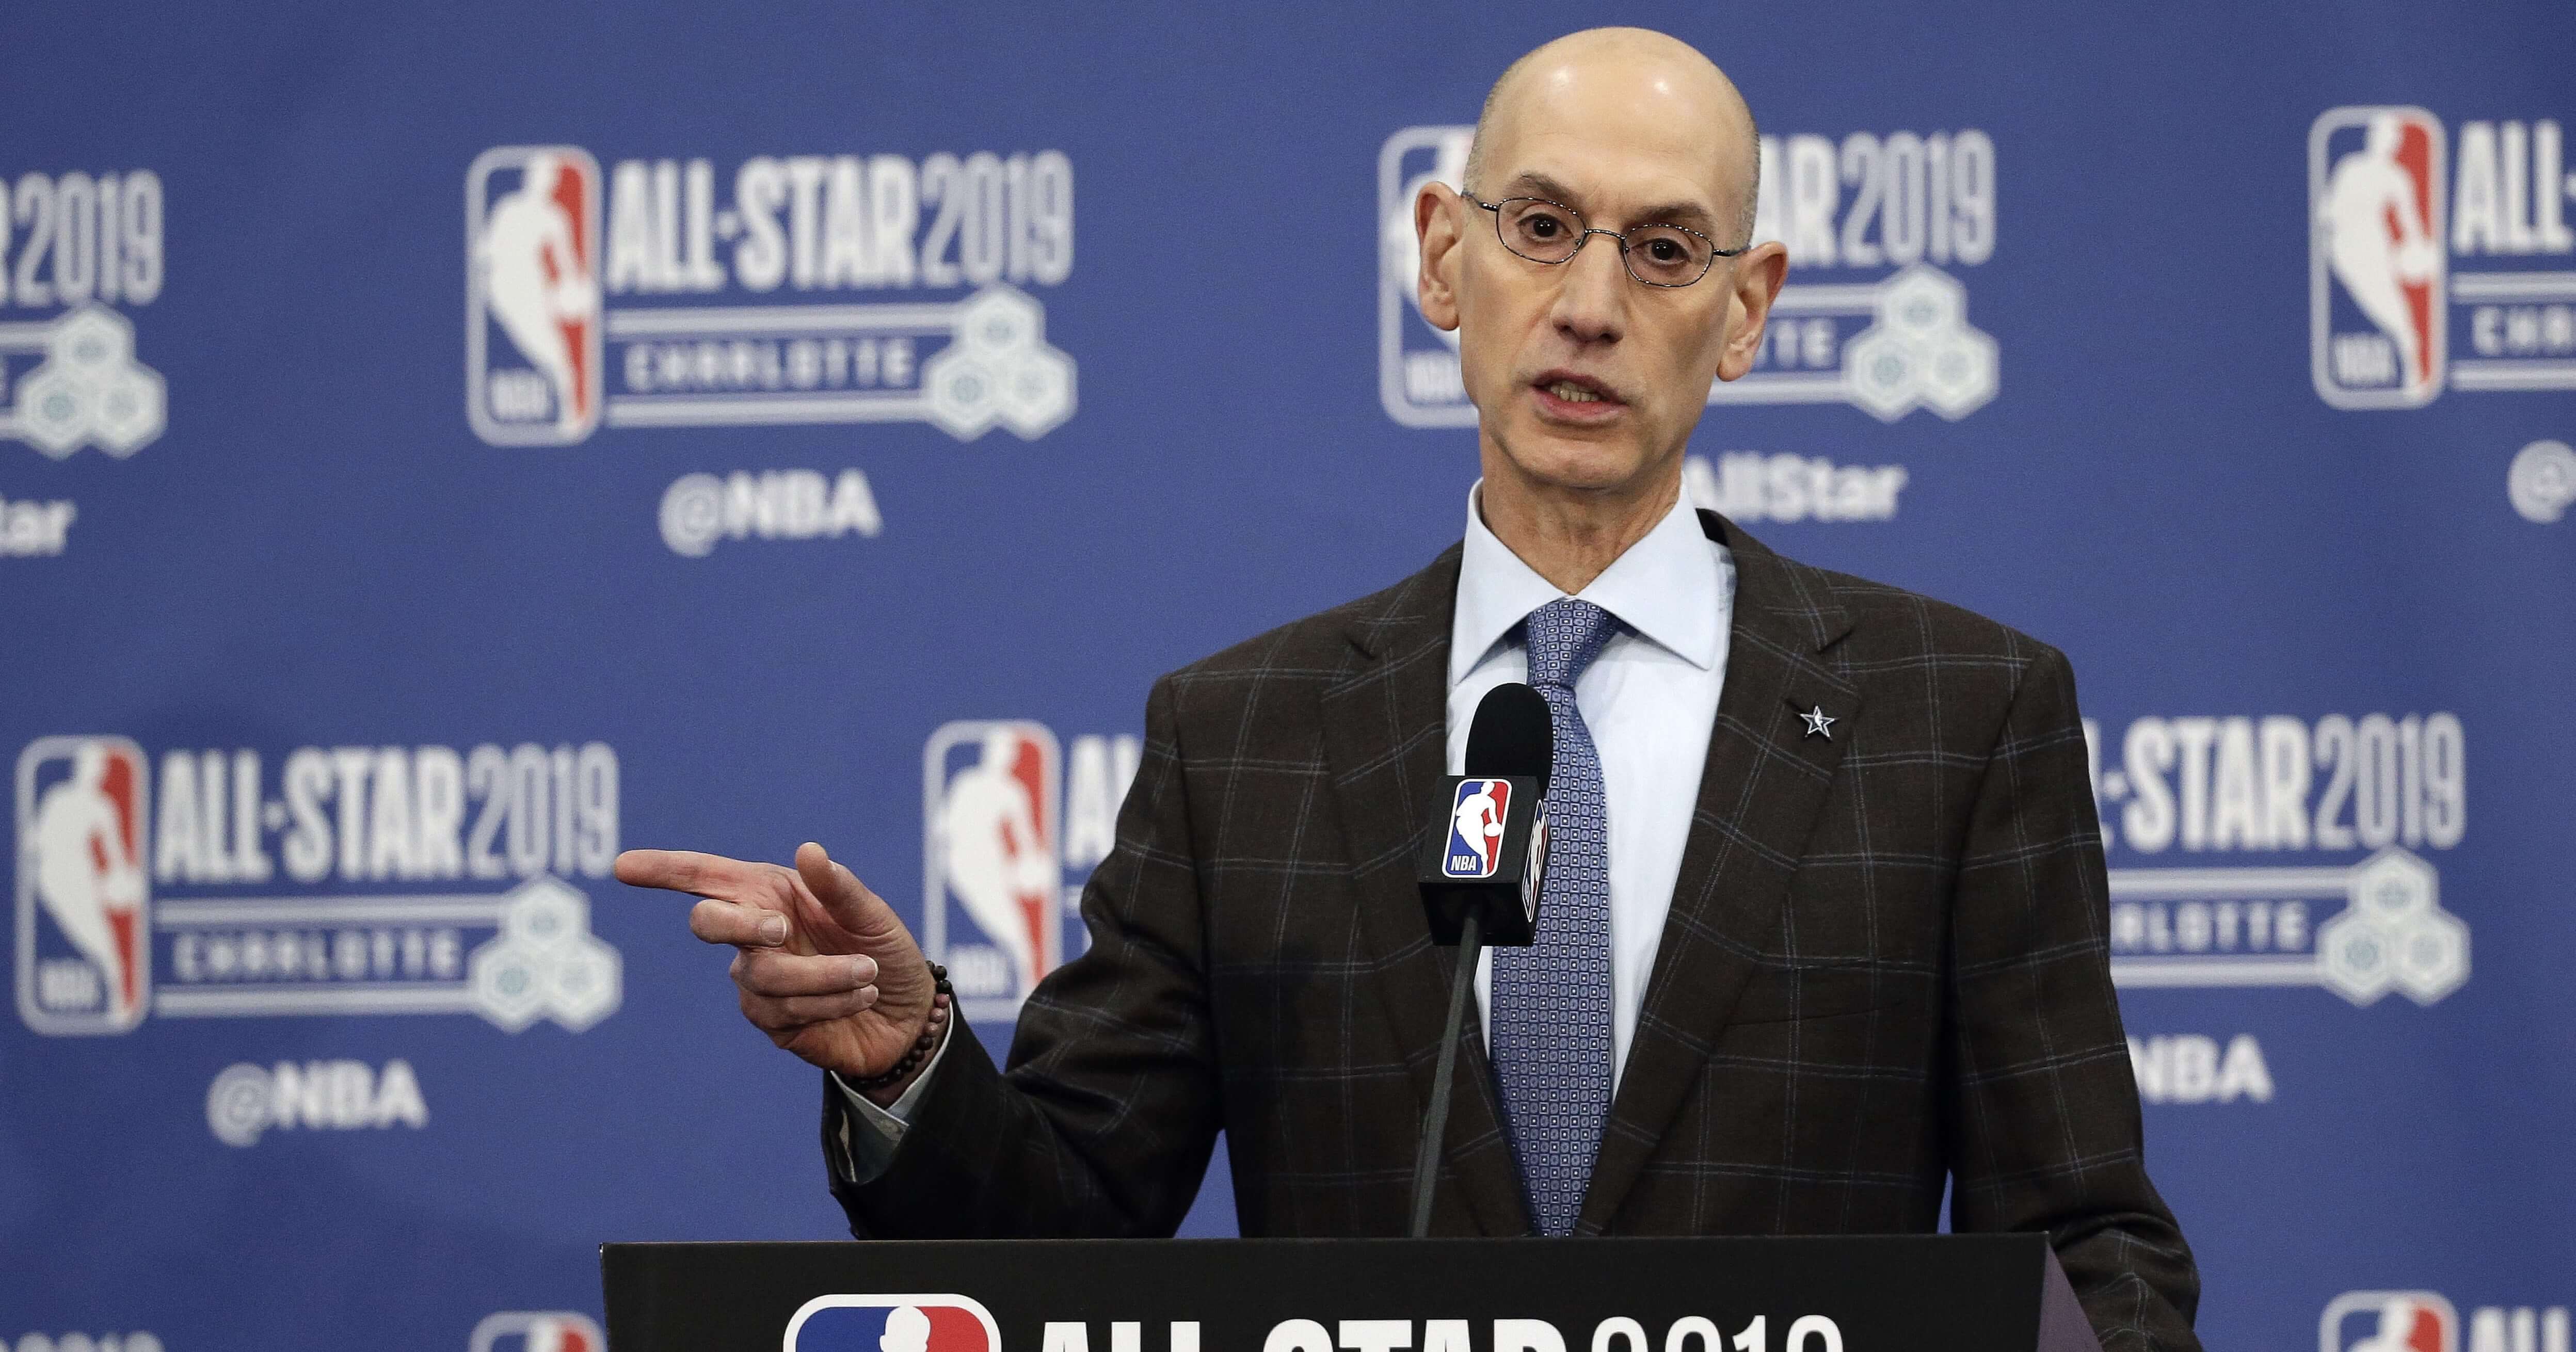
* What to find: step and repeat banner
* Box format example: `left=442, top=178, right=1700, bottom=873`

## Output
left=4, top=5, right=2571, bottom=1351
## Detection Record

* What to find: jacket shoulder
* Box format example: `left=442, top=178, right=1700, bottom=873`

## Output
left=1791, top=556, right=2066, bottom=673
left=1759, top=552, right=2080, bottom=759
left=1139, top=550, right=1452, bottom=766
left=1715, top=509, right=2064, bottom=678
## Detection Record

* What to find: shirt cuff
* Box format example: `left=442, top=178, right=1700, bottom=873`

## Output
left=827, top=1018, right=955, bottom=1184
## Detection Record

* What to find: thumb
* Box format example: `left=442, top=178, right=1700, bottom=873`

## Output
left=793, top=842, right=914, bottom=954
left=793, top=842, right=933, bottom=1016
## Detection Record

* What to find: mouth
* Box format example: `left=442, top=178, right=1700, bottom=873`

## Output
left=1528, top=370, right=1626, bottom=421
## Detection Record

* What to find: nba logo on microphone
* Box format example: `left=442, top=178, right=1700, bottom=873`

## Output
left=2312, top=107, right=2448, bottom=407
left=788, top=1296, right=999, bottom=1352
left=1443, top=778, right=1513, bottom=879
left=469, top=1312, right=605, bottom=1352
left=925, top=721, right=1064, bottom=1020
left=2321, top=1291, right=2459, bottom=1352
left=16, top=736, right=151, bottom=1035
left=467, top=146, right=604, bottom=444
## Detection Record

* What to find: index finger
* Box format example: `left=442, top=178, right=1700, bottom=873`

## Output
left=613, top=848, right=771, bottom=899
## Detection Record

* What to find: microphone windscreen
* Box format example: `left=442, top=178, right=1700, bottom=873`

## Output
left=1463, top=682, right=1554, bottom=794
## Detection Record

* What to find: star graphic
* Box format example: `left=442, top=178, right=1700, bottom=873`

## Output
left=1800, top=705, right=1836, bottom=739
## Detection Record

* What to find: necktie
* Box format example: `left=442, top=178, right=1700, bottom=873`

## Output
left=1489, top=597, right=1619, bottom=1236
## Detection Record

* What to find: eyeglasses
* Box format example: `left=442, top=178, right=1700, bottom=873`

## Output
left=1464, top=191, right=1743, bottom=287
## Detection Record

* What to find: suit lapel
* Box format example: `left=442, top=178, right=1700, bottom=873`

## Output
left=1577, top=512, right=1862, bottom=1233
left=1319, top=545, right=1532, bottom=1237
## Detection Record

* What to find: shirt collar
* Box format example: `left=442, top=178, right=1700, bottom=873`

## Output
left=1450, top=478, right=1726, bottom=687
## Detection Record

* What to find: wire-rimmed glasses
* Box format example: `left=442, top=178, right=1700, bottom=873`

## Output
left=1464, top=191, right=1743, bottom=287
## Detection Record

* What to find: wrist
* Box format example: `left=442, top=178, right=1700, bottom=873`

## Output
left=857, top=1000, right=949, bottom=1107
left=850, top=961, right=952, bottom=1105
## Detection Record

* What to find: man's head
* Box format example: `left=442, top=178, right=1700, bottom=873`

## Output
left=1415, top=28, right=1787, bottom=509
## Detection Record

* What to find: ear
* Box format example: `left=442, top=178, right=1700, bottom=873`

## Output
left=1715, top=240, right=1789, bottom=383
left=1415, top=182, right=1463, bottom=332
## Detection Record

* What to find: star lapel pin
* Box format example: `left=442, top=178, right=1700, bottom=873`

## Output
left=1800, top=705, right=1836, bottom=740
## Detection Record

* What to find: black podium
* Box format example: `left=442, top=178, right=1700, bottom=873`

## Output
left=603, top=1235, right=2103, bottom=1352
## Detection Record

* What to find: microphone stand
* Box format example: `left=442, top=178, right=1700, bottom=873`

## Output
left=1406, top=909, right=1482, bottom=1238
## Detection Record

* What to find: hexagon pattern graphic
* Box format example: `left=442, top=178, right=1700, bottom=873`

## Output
left=2315, top=847, right=2470, bottom=1007
left=924, top=285, right=1076, bottom=440
left=466, top=875, right=625, bottom=1033
left=1838, top=265, right=1997, bottom=423
left=3, top=305, right=166, bottom=458
left=927, top=284, right=1077, bottom=438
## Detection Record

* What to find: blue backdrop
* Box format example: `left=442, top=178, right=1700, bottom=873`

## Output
left=5, top=5, right=2573, bottom=1351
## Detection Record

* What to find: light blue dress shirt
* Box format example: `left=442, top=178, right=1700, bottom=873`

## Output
left=1449, top=480, right=1734, bottom=1093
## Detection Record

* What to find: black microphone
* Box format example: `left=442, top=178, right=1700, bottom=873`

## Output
left=1417, top=681, right=1553, bottom=946
left=1407, top=682, right=1554, bottom=1236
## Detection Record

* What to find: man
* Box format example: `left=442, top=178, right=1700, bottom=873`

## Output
left=617, top=27, right=2201, bottom=1351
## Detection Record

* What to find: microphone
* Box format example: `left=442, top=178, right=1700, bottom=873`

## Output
left=1418, top=680, right=1553, bottom=946
left=1407, top=682, right=1554, bottom=1236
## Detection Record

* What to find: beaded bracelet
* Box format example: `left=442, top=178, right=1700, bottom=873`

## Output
left=847, top=961, right=953, bottom=1092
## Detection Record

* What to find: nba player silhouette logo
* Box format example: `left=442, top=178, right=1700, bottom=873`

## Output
left=924, top=721, right=1064, bottom=1019
left=2321, top=1291, right=2459, bottom=1352
left=2312, top=107, right=2448, bottom=407
left=468, top=146, right=604, bottom=443
left=787, top=1297, right=999, bottom=1352
left=16, top=736, right=151, bottom=1034
left=1443, top=778, right=1511, bottom=879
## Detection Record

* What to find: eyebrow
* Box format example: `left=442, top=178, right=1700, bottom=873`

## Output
left=1505, top=171, right=1718, bottom=232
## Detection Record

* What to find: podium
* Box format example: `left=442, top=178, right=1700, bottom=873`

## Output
left=602, top=1235, right=2103, bottom=1352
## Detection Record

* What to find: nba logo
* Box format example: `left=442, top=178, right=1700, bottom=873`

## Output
left=468, top=1312, right=605, bottom=1352
left=2321, top=1291, right=2459, bottom=1352
left=787, top=1296, right=999, bottom=1352
left=924, top=721, right=1064, bottom=1016
left=15, top=735, right=151, bottom=1035
left=467, top=146, right=604, bottom=444
left=1443, top=778, right=1512, bottom=879
left=2312, top=107, right=2448, bottom=408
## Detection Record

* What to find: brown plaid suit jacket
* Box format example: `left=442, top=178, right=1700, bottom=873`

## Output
left=828, top=510, right=2201, bottom=1352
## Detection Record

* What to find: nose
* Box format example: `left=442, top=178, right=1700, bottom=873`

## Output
left=1547, top=232, right=1627, bottom=348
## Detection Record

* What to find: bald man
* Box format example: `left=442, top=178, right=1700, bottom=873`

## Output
left=618, top=27, right=2200, bottom=1351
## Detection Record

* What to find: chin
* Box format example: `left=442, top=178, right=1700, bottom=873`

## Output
left=1499, top=426, right=1653, bottom=494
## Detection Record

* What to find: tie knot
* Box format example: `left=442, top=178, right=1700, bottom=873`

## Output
left=1523, top=598, right=1619, bottom=689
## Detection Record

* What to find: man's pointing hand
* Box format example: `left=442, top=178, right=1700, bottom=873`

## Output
left=614, top=842, right=939, bottom=1101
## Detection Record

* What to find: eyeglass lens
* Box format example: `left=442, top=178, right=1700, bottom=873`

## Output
left=1493, top=198, right=1714, bottom=286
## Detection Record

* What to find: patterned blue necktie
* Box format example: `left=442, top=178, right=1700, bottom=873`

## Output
left=1490, top=597, right=1620, bottom=1237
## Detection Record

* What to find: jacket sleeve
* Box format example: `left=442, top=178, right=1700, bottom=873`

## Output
left=825, top=673, right=1223, bottom=1238
left=1942, top=643, right=2203, bottom=1352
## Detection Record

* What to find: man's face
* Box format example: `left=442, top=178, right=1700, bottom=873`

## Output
left=1415, top=63, right=1785, bottom=500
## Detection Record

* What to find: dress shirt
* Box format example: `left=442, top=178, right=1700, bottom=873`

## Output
left=829, top=1019, right=951, bottom=1178
left=831, top=477, right=1735, bottom=1178
left=1449, top=480, right=1733, bottom=1092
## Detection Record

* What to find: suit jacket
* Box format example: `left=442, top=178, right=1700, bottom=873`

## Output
left=827, top=511, right=2200, bottom=1352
